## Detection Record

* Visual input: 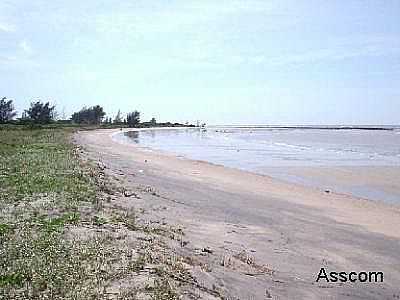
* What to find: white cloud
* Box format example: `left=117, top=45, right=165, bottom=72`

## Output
left=266, top=40, right=400, bottom=68
left=19, top=40, right=33, bottom=55
left=0, top=21, right=15, bottom=32
left=92, top=1, right=280, bottom=37
left=0, top=54, right=39, bottom=68
left=0, top=54, right=17, bottom=64
left=0, top=39, right=37, bottom=68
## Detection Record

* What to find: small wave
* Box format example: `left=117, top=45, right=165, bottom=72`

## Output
left=273, top=142, right=311, bottom=151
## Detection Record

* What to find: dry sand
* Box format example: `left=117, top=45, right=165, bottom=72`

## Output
left=76, top=128, right=400, bottom=299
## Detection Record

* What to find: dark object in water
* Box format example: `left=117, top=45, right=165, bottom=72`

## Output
left=202, top=247, right=213, bottom=254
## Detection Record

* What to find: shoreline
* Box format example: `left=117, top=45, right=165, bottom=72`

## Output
left=211, top=125, right=398, bottom=130
left=263, top=165, right=400, bottom=206
left=76, top=128, right=400, bottom=299
left=107, top=127, right=400, bottom=238
left=113, top=127, right=400, bottom=206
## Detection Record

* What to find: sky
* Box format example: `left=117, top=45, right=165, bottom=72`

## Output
left=0, top=0, right=399, bottom=125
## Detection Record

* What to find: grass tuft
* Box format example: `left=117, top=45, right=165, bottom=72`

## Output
left=0, top=127, right=195, bottom=299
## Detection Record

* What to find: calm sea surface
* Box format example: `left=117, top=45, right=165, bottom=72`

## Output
left=119, top=126, right=400, bottom=168
left=117, top=126, right=400, bottom=203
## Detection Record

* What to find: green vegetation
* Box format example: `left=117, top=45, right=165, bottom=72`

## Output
left=70, top=105, right=106, bottom=125
left=126, top=110, right=141, bottom=127
left=0, top=126, right=197, bottom=299
left=0, top=97, right=207, bottom=298
left=0, top=97, right=17, bottom=123
left=23, top=101, right=56, bottom=124
left=0, top=127, right=99, bottom=298
left=0, top=128, right=95, bottom=203
left=114, top=109, right=123, bottom=124
left=0, top=96, right=196, bottom=128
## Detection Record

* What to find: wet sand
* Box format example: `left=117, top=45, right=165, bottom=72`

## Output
left=264, top=166, right=400, bottom=205
left=76, top=128, right=400, bottom=299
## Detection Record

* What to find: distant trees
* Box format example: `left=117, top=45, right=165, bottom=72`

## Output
left=0, top=97, right=190, bottom=128
left=114, top=110, right=122, bottom=124
left=0, top=97, right=17, bottom=123
left=24, top=101, right=56, bottom=124
left=71, top=105, right=106, bottom=125
left=126, top=111, right=140, bottom=128
left=104, top=117, right=112, bottom=125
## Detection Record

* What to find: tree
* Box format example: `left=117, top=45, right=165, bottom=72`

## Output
left=126, top=111, right=140, bottom=127
left=114, top=110, right=122, bottom=124
left=71, top=105, right=106, bottom=125
left=60, top=106, right=67, bottom=120
left=150, top=117, right=156, bottom=126
left=25, top=101, right=56, bottom=124
left=92, top=105, right=106, bottom=124
left=0, top=97, right=17, bottom=123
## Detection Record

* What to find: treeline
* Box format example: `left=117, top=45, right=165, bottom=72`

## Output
left=71, top=105, right=106, bottom=125
left=0, top=97, right=195, bottom=128
left=0, top=98, right=55, bottom=124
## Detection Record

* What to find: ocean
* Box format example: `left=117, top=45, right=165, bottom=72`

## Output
left=117, top=126, right=400, bottom=204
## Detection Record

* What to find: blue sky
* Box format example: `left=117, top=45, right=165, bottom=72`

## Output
left=0, top=0, right=399, bottom=125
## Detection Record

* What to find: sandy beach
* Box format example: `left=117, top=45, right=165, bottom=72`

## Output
left=76, top=128, right=400, bottom=299
left=265, top=165, right=400, bottom=205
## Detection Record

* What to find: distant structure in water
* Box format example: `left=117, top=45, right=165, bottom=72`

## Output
left=196, top=120, right=207, bottom=128
left=195, top=120, right=207, bottom=131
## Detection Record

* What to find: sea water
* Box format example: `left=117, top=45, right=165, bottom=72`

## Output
left=118, top=126, right=400, bottom=203
left=120, top=126, right=400, bottom=168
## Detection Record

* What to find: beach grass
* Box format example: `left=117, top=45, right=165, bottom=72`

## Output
left=0, top=127, right=103, bottom=298
left=0, top=126, right=188, bottom=299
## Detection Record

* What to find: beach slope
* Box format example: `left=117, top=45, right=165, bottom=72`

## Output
left=76, top=128, right=400, bottom=299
